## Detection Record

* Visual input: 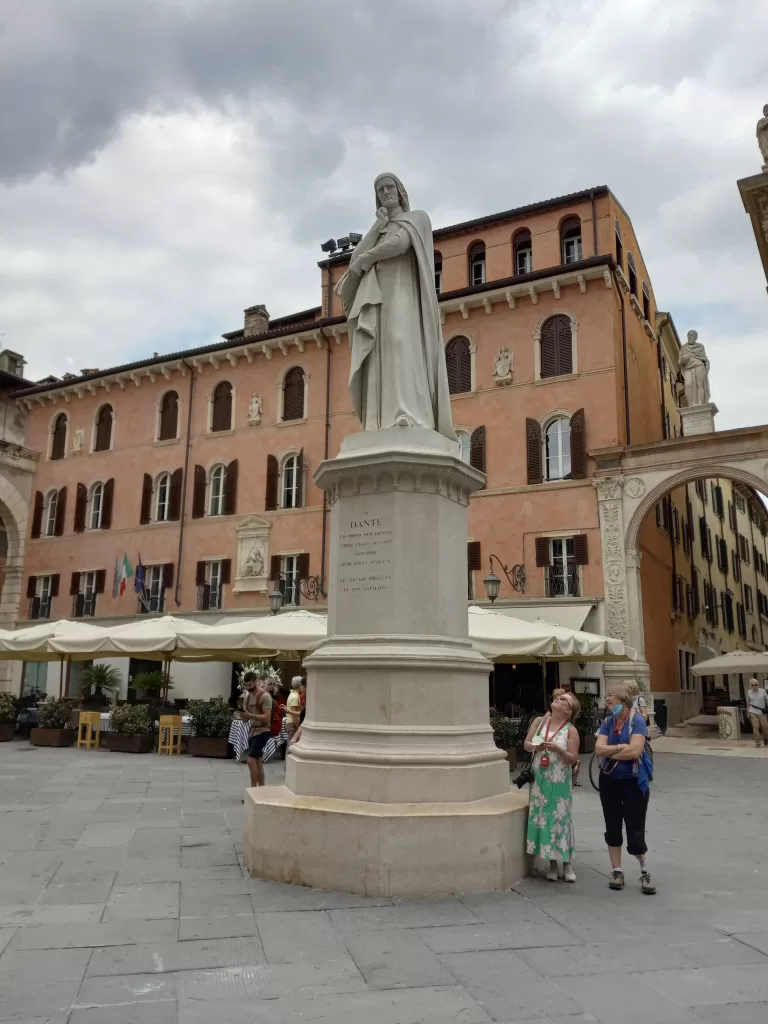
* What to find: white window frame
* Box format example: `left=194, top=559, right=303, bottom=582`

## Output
left=745, top=584, right=753, bottom=613
left=281, top=453, right=302, bottom=510
left=209, top=464, right=226, bottom=517
left=155, top=472, right=171, bottom=522
left=208, top=559, right=223, bottom=611
left=44, top=490, right=58, bottom=537
left=469, top=250, right=486, bottom=286
left=80, top=570, right=97, bottom=616
left=281, top=554, right=300, bottom=606
left=36, top=574, right=53, bottom=618
left=544, top=417, right=571, bottom=481
left=546, top=538, right=580, bottom=598
left=456, top=429, right=471, bottom=465
left=532, top=308, right=579, bottom=381
left=88, top=482, right=104, bottom=531
left=434, top=260, right=442, bottom=294
left=562, top=229, right=582, bottom=265
left=142, top=565, right=165, bottom=613
left=516, top=245, right=532, bottom=276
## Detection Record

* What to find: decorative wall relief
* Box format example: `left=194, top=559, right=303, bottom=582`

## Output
left=72, top=427, right=85, bottom=455
left=593, top=476, right=629, bottom=641
left=492, top=347, right=513, bottom=386
left=233, top=514, right=271, bottom=593
left=247, top=394, right=263, bottom=426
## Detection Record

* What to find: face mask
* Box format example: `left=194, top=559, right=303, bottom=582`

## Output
left=610, top=703, right=624, bottom=718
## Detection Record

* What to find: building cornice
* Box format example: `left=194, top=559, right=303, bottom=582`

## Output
left=737, top=169, right=768, bottom=292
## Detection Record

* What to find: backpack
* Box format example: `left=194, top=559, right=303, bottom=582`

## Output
left=628, top=710, right=654, bottom=782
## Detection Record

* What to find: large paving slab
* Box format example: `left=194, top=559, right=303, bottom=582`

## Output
left=1, top=743, right=768, bottom=1023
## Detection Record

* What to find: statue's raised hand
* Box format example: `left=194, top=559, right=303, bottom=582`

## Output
left=375, top=206, right=389, bottom=233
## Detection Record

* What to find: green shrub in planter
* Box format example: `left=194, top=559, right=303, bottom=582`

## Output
left=109, top=703, right=152, bottom=735
left=80, top=664, right=122, bottom=703
left=37, top=697, right=76, bottom=729
left=132, top=671, right=172, bottom=694
left=186, top=698, right=233, bottom=738
left=0, top=693, right=17, bottom=724
left=490, top=708, right=517, bottom=750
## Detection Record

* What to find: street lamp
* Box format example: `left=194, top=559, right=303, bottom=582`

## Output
left=482, top=554, right=526, bottom=603
left=483, top=568, right=501, bottom=603
left=268, top=584, right=284, bottom=615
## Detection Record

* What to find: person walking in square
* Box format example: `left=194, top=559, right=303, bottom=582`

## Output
left=595, top=679, right=655, bottom=894
left=285, top=676, right=303, bottom=743
left=239, top=674, right=273, bottom=788
left=523, top=691, right=581, bottom=882
left=747, top=678, right=768, bottom=748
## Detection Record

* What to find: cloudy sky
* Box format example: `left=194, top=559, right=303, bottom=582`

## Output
left=1, top=0, right=766, bottom=428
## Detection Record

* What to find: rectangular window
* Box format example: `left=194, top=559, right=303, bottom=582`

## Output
left=739, top=534, right=750, bottom=563
left=695, top=479, right=707, bottom=504
left=712, top=484, right=724, bottom=519
left=516, top=246, right=532, bottom=276
left=656, top=500, right=670, bottom=532
left=672, top=506, right=681, bottom=544
left=679, top=649, right=695, bottom=692
left=281, top=554, right=301, bottom=606
left=434, top=266, right=442, bottom=294
left=673, top=574, right=684, bottom=613
left=73, top=571, right=98, bottom=617
left=563, top=235, right=582, bottom=264
left=732, top=552, right=741, bottom=582
left=545, top=539, right=580, bottom=598
left=138, top=565, right=165, bottom=614
left=745, top=584, right=753, bottom=613
left=735, top=492, right=746, bottom=513
left=31, top=575, right=53, bottom=620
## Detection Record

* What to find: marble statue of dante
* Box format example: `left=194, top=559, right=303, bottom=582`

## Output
left=679, top=329, right=711, bottom=407
left=757, top=104, right=768, bottom=169
left=336, top=173, right=455, bottom=440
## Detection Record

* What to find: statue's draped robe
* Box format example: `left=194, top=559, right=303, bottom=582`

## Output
left=680, top=342, right=710, bottom=405
left=337, top=209, right=455, bottom=440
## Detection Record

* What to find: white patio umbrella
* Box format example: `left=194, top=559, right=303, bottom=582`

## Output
left=48, top=615, right=201, bottom=659
left=175, top=610, right=327, bottom=660
left=532, top=618, right=636, bottom=662
left=690, top=649, right=768, bottom=676
left=467, top=606, right=572, bottom=660
left=0, top=619, right=110, bottom=662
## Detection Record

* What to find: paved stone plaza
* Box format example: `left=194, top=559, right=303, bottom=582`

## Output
left=0, top=743, right=767, bottom=1023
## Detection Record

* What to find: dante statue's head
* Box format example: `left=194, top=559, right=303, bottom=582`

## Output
left=763, top=104, right=768, bottom=118
left=686, top=329, right=698, bottom=344
left=374, top=173, right=409, bottom=213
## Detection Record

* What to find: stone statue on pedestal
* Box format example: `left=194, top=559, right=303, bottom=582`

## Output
left=680, top=330, right=711, bottom=407
left=757, top=104, right=768, bottom=170
left=336, top=173, right=455, bottom=440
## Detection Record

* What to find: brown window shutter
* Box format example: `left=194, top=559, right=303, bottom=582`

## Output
left=140, top=474, right=152, bottom=524
left=557, top=317, right=573, bottom=374
left=54, top=486, right=67, bottom=536
left=31, top=491, right=43, bottom=539
left=163, top=563, right=174, bottom=590
left=540, top=317, right=558, bottom=377
left=74, top=483, right=87, bottom=533
left=192, top=465, right=206, bottom=519
left=445, top=337, right=471, bottom=395
left=168, top=468, right=182, bottom=521
left=535, top=537, right=550, bottom=567
left=569, top=409, right=586, bottom=479
left=297, top=552, right=310, bottom=579
left=467, top=541, right=482, bottom=571
left=573, top=534, right=589, bottom=565
left=270, top=555, right=281, bottom=581
left=220, top=558, right=232, bottom=585
left=101, top=478, right=114, bottom=530
left=224, top=459, right=238, bottom=516
left=159, top=390, right=179, bottom=440
left=470, top=425, right=486, bottom=475
left=51, top=414, right=67, bottom=460
left=69, top=572, right=81, bottom=597
left=50, top=574, right=60, bottom=598
left=95, top=569, right=106, bottom=594
left=95, top=405, right=113, bottom=451
left=445, top=341, right=458, bottom=394
left=526, top=418, right=543, bottom=484
left=265, top=454, right=279, bottom=511
left=26, top=576, right=37, bottom=599
left=296, top=449, right=304, bottom=507
left=283, top=368, right=305, bottom=421
left=211, top=382, right=233, bottom=432
left=195, top=560, right=206, bottom=586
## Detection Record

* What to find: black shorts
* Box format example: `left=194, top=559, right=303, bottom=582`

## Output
left=247, top=733, right=270, bottom=760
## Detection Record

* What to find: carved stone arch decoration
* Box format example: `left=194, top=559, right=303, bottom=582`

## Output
left=532, top=307, right=579, bottom=380
left=539, top=408, right=572, bottom=430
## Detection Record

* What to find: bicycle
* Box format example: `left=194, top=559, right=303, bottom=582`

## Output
left=588, top=751, right=600, bottom=791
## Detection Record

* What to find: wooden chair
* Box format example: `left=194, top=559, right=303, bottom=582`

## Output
left=157, top=714, right=183, bottom=755
left=76, top=710, right=101, bottom=750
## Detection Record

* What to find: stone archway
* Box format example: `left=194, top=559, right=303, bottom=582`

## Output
left=592, top=426, right=768, bottom=695
left=0, top=447, right=37, bottom=692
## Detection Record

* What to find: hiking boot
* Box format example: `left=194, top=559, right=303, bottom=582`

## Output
left=609, top=869, right=625, bottom=890
left=640, top=871, right=656, bottom=895
left=563, top=864, right=576, bottom=883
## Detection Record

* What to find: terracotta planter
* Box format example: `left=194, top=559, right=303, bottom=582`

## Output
left=0, top=722, right=15, bottom=741
left=105, top=732, right=155, bottom=753
left=188, top=736, right=230, bottom=759
left=30, top=728, right=76, bottom=747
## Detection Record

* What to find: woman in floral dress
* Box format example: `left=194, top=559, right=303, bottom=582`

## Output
left=523, top=691, right=581, bottom=882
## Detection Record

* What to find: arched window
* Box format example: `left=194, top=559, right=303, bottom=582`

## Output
left=561, top=217, right=582, bottom=265
left=468, top=241, right=486, bottom=287
left=434, top=251, right=443, bottom=294
left=540, top=315, right=573, bottom=378
left=545, top=418, right=572, bottom=481
left=627, top=252, right=637, bottom=297
left=50, top=413, right=67, bottom=461
left=615, top=219, right=623, bottom=270
left=94, top=404, right=113, bottom=452
left=281, top=452, right=304, bottom=509
left=642, top=281, right=650, bottom=321
left=211, top=382, right=233, bottom=432
left=456, top=430, right=471, bottom=464
left=88, top=482, right=104, bottom=530
left=155, top=472, right=171, bottom=522
left=209, top=465, right=226, bottom=516
left=445, top=336, right=472, bottom=395
left=282, top=367, right=305, bottom=421
left=44, top=490, right=58, bottom=537
left=158, top=391, right=179, bottom=440
left=513, top=229, right=532, bottom=276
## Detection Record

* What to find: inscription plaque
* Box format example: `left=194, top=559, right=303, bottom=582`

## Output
left=338, top=510, right=393, bottom=596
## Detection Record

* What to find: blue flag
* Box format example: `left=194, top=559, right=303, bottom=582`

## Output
left=135, top=557, right=145, bottom=594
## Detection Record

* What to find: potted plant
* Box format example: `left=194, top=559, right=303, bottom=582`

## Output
left=105, top=703, right=154, bottom=753
left=79, top=664, right=121, bottom=709
left=131, top=671, right=172, bottom=706
left=187, top=698, right=234, bottom=758
left=575, top=692, right=600, bottom=753
left=30, top=697, right=77, bottom=747
left=0, top=693, right=18, bottom=741
left=490, top=708, right=518, bottom=769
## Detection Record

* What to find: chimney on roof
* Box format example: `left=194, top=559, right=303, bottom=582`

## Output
left=244, top=304, right=270, bottom=338
left=80, top=368, right=99, bottom=375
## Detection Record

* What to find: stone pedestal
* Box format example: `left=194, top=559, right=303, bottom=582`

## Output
left=680, top=402, right=718, bottom=436
left=245, top=427, right=527, bottom=896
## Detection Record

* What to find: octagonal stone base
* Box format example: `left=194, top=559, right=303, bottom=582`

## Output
left=244, top=785, right=529, bottom=897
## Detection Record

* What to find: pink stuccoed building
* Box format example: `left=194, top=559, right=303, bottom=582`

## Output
left=13, top=184, right=749, bottom=714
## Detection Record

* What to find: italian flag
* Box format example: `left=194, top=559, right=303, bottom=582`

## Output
left=119, top=554, right=134, bottom=596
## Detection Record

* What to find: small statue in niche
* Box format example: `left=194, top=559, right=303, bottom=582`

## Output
left=247, top=394, right=262, bottom=426
left=493, top=347, right=513, bottom=386
left=72, top=426, right=85, bottom=454
left=757, top=103, right=768, bottom=170
left=241, top=546, right=264, bottom=578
